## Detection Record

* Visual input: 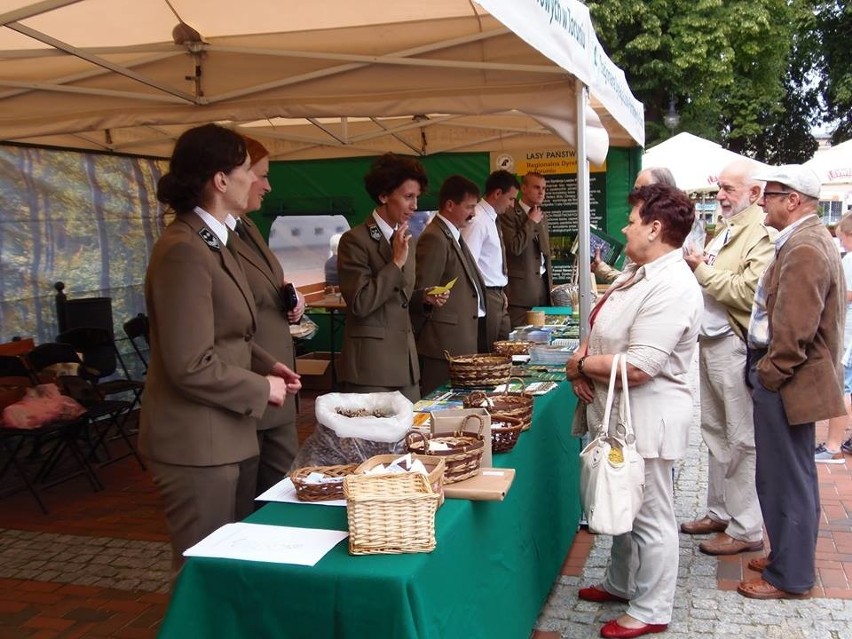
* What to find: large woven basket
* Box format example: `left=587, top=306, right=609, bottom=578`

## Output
left=355, top=450, right=446, bottom=506
left=405, top=414, right=485, bottom=484
left=489, top=414, right=525, bottom=454
left=289, top=464, right=358, bottom=501
left=462, top=378, right=534, bottom=431
left=344, top=472, right=439, bottom=555
left=446, top=351, right=511, bottom=388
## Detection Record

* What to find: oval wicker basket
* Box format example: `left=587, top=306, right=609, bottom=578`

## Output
left=462, top=377, right=534, bottom=431
left=405, top=415, right=485, bottom=484
left=490, top=414, right=525, bottom=454
left=355, top=449, right=446, bottom=506
left=289, top=464, right=359, bottom=501
left=445, top=351, right=511, bottom=388
left=492, top=340, right=535, bottom=357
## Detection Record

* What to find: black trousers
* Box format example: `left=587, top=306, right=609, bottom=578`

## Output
left=748, top=356, right=819, bottom=593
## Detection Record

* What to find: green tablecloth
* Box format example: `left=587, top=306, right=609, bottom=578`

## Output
left=159, top=383, right=580, bottom=639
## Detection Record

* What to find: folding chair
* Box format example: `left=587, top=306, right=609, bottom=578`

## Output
left=26, top=343, right=145, bottom=471
left=122, top=314, right=150, bottom=373
left=0, top=355, right=102, bottom=513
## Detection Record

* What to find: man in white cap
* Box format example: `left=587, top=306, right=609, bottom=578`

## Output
left=680, top=159, right=775, bottom=556
left=738, top=164, right=846, bottom=600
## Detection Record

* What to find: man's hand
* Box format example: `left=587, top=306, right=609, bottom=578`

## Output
left=424, top=291, right=450, bottom=307
left=592, top=246, right=603, bottom=271
left=287, top=289, right=306, bottom=323
left=527, top=205, right=543, bottom=224
left=392, top=221, right=412, bottom=269
left=266, top=375, right=288, bottom=406
left=683, top=247, right=706, bottom=272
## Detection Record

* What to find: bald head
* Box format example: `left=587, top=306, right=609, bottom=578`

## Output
left=716, top=159, right=762, bottom=218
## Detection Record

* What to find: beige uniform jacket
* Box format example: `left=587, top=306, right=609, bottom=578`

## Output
left=758, top=217, right=846, bottom=425
left=140, top=214, right=276, bottom=466
left=501, top=203, right=553, bottom=306
left=233, top=216, right=297, bottom=431
left=337, top=218, right=419, bottom=388
left=411, top=216, right=485, bottom=358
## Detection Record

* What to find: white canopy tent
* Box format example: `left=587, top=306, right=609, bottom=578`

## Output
left=642, top=132, right=757, bottom=193
left=0, top=0, right=645, bottom=333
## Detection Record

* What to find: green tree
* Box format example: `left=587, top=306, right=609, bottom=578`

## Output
left=815, top=1, right=852, bottom=143
left=586, top=0, right=816, bottom=158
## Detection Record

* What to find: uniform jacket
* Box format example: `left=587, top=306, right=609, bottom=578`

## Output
left=693, top=203, right=775, bottom=340
left=234, top=216, right=296, bottom=431
left=337, top=217, right=419, bottom=387
left=758, top=216, right=846, bottom=424
left=411, top=216, right=486, bottom=359
left=140, top=213, right=276, bottom=466
left=500, top=202, right=553, bottom=306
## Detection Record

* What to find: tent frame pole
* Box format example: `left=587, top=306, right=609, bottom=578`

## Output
left=575, top=78, right=591, bottom=340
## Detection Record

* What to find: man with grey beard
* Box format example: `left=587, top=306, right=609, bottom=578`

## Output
left=680, top=159, right=776, bottom=555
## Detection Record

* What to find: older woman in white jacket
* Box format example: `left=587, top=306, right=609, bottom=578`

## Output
left=566, top=183, right=703, bottom=639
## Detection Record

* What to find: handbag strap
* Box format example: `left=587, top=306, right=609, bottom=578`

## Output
left=617, top=355, right=636, bottom=441
left=597, top=353, right=621, bottom=437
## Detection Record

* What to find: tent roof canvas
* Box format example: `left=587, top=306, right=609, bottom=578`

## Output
left=805, top=140, right=852, bottom=186
left=0, top=0, right=643, bottom=162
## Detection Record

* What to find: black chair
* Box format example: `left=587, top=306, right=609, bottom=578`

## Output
left=56, top=326, right=145, bottom=404
left=26, top=343, right=145, bottom=471
left=123, top=314, right=150, bottom=373
left=0, top=355, right=102, bottom=513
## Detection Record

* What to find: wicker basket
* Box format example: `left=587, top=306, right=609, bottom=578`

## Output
left=405, top=414, right=485, bottom=484
left=290, top=464, right=359, bottom=501
left=344, top=472, right=439, bottom=555
left=462, top=377, right=534, bottom=431
left=490, top=414, right=526, bottom=454
left=445, top=351, right=511, bottom=388
left=492, top=340, right=535, bottom=356
left=355, top=448, right=446, bottom=506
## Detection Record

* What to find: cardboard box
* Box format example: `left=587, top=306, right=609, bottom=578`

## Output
left=295, top=351, right=340, bottom=391
left=443, top=468, right=516, bottom=501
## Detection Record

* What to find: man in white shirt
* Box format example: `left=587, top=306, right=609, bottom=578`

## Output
left=461, top=170, right=519, bottom=348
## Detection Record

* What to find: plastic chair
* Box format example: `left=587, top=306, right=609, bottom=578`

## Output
left=26, top=343, right=145, bottom=471
left=0, top=355, right=102, bottom=513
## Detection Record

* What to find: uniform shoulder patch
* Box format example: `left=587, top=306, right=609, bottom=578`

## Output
left=368, top=224, right=381, bottom=242
left=198, top=227, right=221, bottom=251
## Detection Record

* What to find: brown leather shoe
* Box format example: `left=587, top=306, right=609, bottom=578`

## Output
left=747, top=556, right=769, bottom=573
left=736, top=577, right=810, bottom=600
left=699, top=533, right=763, bottom=556
left=680, top=516, right=727, bottom=535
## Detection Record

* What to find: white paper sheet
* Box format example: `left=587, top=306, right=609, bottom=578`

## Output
left=255, top=477, right=347, bottom=507
left=183, top=522, right=348, bottom=566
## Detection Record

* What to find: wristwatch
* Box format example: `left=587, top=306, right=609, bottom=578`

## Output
left=577, top=355, right=588, bottom=376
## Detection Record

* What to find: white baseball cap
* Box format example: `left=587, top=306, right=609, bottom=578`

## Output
left=753, top=164, right=822, bottom=199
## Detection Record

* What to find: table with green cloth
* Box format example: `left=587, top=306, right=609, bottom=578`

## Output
left=159, top=382, right=580, bottom=639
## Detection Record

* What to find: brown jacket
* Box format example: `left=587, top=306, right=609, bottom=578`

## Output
left=758, top=216, right=846, bottom=424
left=501, top=202, right=553, bottom=307
left=411, top=216, right=485, bottom=358
left=233, top=216, right=296, bottom=431
left=140, top=214, right=275, bottom=466
left=337, top=217, right=419, bottom=388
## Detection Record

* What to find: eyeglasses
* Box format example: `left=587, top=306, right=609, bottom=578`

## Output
left=762, top=190, right=791, bottom=199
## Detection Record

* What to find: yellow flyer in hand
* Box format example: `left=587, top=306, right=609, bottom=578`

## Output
left=427, top=277, right=458, bottom=295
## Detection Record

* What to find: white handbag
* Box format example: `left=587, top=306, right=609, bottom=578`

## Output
left=579, top=354, right=645, bottom=536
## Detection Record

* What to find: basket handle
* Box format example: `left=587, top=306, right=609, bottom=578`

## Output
left=466, top=390, right=489, bottom=407
left=405, top=430, right=429, bottom=451
left=443, top=349, right=453, bottom=362
left=503, top=377, right=526, bottom=397
left=455, top=413, right=485, bottom=437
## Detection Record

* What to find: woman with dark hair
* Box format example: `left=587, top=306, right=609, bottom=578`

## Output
left=337, top=153, right=444, bottom=402
left=229, top=136, right=305, bottom=493
left=566, top=183, right=703, bottom=638
left=141, top=123, right=300, bottom=569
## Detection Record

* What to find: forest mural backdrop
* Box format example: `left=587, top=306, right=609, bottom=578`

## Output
left=0, top=144, right=165, bottom=346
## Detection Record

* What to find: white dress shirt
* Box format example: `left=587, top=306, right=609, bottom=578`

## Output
left=437, top=214, right=485, bottom=317
left=461, top=199, right=508, bottom=288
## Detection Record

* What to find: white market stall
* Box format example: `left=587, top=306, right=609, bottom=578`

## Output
left=805, top=140, right=852, bottom=222
left=0, top=0, right=644, bottom=333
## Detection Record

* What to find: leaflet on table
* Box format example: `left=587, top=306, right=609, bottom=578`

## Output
left=255, top=477, right=346, bottom=507
left=493, top=380, right=559, bottom=395
left=183, top=522, right=348, bottom=566
left=412, top=388, right=470, bottom=412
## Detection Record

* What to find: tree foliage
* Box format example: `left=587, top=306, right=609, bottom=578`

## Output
left=815, top=1, right=852, bottom=144
left=586, top=0, right=845, bottom=160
